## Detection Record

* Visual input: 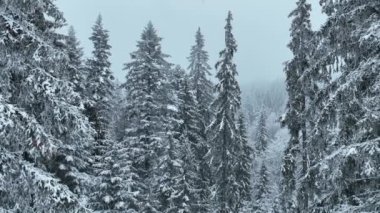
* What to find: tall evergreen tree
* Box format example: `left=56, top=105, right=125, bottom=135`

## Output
left=123, top=21, right=171, bottom=212
left=252, top=111, right=272, bottom=212
left=0, top=0, right=94, bottom=211
left=280, top=0, right=313, bottom=211
left=254, top=163, right=271, bottom=213
left=85, top=15, right=117, bottom=212
left=235, top=114, right=253, bottom=210
left=208, top=11, right=243, bottom=213
left=65, top=26, right=85, bottom=97
left=255, top=111, right=269, bottom=155
left=85, top=14, right=114, bottom=142
left=169, top=133, right=197, bottom=213
left=155, top=73, right=183, bottom=212
left=187, top=28, right=213, bottom=211
left=295, top=0, right=380, bottom=212
left=156, top=134, right=181, bottom=213
left=169, top=76, right=202, bottom=212
left=188, top=27, right=214, bottom=124
left=280, top=145, right=297, bottom=212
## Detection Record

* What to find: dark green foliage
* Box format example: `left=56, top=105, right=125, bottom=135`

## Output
left=122, top=22, right=171, bottom=212
left=85, top=15, right=114, bottom=142
left=280, top=0, right=314, bottom=211
left=208, top=11, right=250, bottom=213
left=236, top=114, right=253, bottom=209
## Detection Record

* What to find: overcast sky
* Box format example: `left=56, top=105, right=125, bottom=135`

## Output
left=56, top=0, right=326, bottom=86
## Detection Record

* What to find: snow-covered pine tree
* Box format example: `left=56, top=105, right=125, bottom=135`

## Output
left=168, top=75, right=204, bottom=212
left=156, top=134, right=181, bottom=213
left=280, top=0, right=314, bottom=211
left=91, top=139, right=141, bottom=212
left=84, top=15, right=117, bottom=211
left=296, top=0, right=380, bottom=212
left=93, top=82, right=144, bottom=211
left=0, top=0, right=94, bottom=211
left=65, top=26, right=86, bottom=97
left=188, top=27, right=214, bottom=127
left=242, top=99, right=255, bottom=127
left=155, top=67, right=183, bottom=212
left=208, top=11, right=243, bottom=213
left=89, top=101, right=134, bottom=211
left=89, top=147, right=121, bottom=211
left=254, top=163, right=271, bottom=213
left=109, top=80, right=127, bottom=142
left=280, top=145, right=297, bottom=212
left=187, top=28, right=213, bottom=212
left=251, top=111, right=273, bottom=212
left=255, top=111, right=269, bottom=156
left=235, top=114, right=253, bottom=210
left=168, top=133, right=197, bottom=213
left=123, top=21, right=171, bottom=212
left=85, top=14, right=114, bottom=142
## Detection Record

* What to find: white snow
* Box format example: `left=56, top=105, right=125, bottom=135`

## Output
left=103, top=195, right=112, bottom=204
left=167, top=104, right=178, bottom=112
left=110, top=177, right=122, bottom=184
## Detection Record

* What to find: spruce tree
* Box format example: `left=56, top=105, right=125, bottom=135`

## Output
left=252, top=111, right=272, bottom=212
left=255, top=111, right=269, bottom=155
left=65, top=26, right=86, bottom=97
left=280, top=0, right=313, bottom=211
left=0, top=0, right=94, bottom=211
left=156, top=135, right=181, bottom=213
left=188, top=27, right=214, bottom=125
left=297, top=0, right=380, bottom=211
left=208, top=11, right=243, bottom=213
left=280, top=145, right=297, bottom=212
left=85, top=14, right=114, bottom=142
left=169, top=133, right=197, bottom=213
left=255, top=163, right=271, bottom=213
left=170, top=76, right=204, bottom=212
left=123, top=21, right=171, bottom=212
left=187, top=28, right=214, bottom=210
left=156, top=85, right=182, bottom=213
left=235, top=114, right=253, bottom=210
left=85, top=15, right=117, bottom=211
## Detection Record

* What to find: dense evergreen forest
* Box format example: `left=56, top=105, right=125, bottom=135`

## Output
left=0, top=0, right=379, bottom=212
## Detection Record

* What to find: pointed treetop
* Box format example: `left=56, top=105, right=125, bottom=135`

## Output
left=90, top=14, right=110, bottom=44
left=147, top=21, right=154, bottom=29
left=188, top=27, right=210, bottom=74
left=144, top=21, right=156, bottom=36
left=219, top=10, right=237, bottom=66
left=195, top=27, right=204, bottom=48
left=88, top=13, right=113, bottom=82
left=66, top=25, right=83, bottom=59
left=213, top=10, right=240, bottom=112
left=67, top=25, right=83, bottom=56
left=89, top=13, right=111, bottom=49
left=138, top=21, right=162, bottom=44
left=225, top=11, right=234, bottom=37
left=91, top=14, right=109, bottom=40
left=96, top=14, right=103, bottom=26
left=227, top=10, right=233, bottom=21
left=144, top=21, right=154, bottom=34
left=286, top=0, right=313, bottom=62
left=215, top=10, right=238, bottom=77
